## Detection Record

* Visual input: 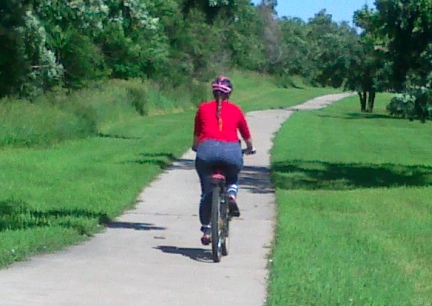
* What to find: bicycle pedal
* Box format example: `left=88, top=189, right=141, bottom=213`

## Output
left=229, top=211, right=240, bottom=217
left=201, top=235, right=211, bottom=245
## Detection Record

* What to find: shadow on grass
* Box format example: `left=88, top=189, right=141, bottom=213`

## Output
left=97, top=133, right=141, bottom=140
left=272, top=160, right=432, bottom=190
left=154, top=245, right=213, bottom=263
left=318, top=113, right=403, bottom=120
left=0, top=200, right=112, bottom=235
left=0, top=200, right=168, bottom=235
left=131, top=152, right=177, bottom=169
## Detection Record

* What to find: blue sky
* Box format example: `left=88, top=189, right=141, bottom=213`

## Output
left=253, top=0, right=371, bottom=23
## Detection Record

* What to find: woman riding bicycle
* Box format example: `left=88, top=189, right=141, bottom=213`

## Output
left=192, top=76, right=254, bottom=245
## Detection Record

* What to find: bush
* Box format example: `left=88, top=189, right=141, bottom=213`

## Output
left=387, top=87, right=432, bottom=122
left=386, top=94, right=416, bottom=119
left=274, top=73, right=296, bottom=88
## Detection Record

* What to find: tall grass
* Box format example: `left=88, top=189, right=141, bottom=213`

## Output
left=268, top=94, right=432, bottom=305
left=0, top=79, right=205, bottom=148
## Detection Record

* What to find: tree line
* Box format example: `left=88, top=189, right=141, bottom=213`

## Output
left=0, top=0, right=430, bottom=119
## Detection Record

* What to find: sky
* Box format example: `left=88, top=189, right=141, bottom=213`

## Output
left=253, top=0, right=372, bottom=24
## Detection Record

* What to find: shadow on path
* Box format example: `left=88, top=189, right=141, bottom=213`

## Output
left=107, top=222, right=166, bottom=231
left=154, top=245, right=213, bottom=263
left=167, top=159, right=273, bottom=194
left=166, top=158, right=195, bottom=171
left=240, top=165, right=273, bottom=194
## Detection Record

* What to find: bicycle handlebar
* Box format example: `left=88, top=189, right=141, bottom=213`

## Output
left=242, top=148, right=256, bottom=155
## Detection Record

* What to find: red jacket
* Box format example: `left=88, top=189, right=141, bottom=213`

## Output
left=194, top=100, right=251, bottom=144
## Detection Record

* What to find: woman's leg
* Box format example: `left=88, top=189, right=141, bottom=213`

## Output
left=219, top=142, right=243, bottom=216
left=195, top=157, right=213, bottom=227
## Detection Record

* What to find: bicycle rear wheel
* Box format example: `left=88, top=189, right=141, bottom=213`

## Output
left=221, top=195, right=230, bottom=256
left=211, top=185, right=222, bottom=262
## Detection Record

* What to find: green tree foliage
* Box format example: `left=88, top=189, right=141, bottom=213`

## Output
left=256, top=2, right=284, bottom=73
left=355, top=1, right=432, bottom=119
left=225, top=0, right=266, bottom=71
left=343, top=7, right=388, bottom=112
left=0, top=0, right=369, bottom=105
left=354, top=0, right=432, bottom=91
left=0, top=0, right=32, bottom=95
left=3, top=0, right=431, bottom=122
left=373, top=0, right=432, bottom=89
left=278, top=17, right=309, bottom=76
left=306, top=10, right=359, bottom=88
left=0, top=0, right=273, bottom=97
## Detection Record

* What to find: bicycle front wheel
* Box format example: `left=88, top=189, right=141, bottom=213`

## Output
left=211, top=185, right=222, bottom=263
left=221, top=197, right=230, bottom=257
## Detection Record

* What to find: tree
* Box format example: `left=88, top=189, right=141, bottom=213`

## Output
left=343, top=6, right=390, bottom=112
left=344, top=33, right=388, bottom=112
left=0, top=0, right=31, bottom=96
left=257, top=1, right=283, bottom=73
left=360, top=0, right=432, bottom=90
left=278, top=17, right=309, bottom=76
left=306, top=10, right=360, bottom=88
left=353, top=1, right=432, bottom=118
left=224, top=0, right=266, bottom=70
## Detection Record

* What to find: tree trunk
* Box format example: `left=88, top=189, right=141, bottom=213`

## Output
left=367, top=90, right=375, bottom=112
left=358, top=91, right=367, bottom=112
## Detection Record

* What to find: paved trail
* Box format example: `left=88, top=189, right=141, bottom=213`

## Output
left=0, top=93, right=351, bottom=306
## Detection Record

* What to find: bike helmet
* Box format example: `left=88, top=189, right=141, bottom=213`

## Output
left=212, top=76, right=233, bottom=95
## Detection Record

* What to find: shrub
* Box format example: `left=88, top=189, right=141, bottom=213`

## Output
left=274, top=73, right=296, bottom=89
left=386, top=94, right=416, bottom=119
left=387, top=87, right=432, bottom=122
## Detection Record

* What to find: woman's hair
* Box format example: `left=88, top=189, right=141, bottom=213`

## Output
left=214, top=91, right=229, bottom=128
left=212, top=77, right=233, bottom=131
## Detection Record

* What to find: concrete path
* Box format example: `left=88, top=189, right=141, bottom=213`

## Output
left=0, top=93, right=351, bottom=306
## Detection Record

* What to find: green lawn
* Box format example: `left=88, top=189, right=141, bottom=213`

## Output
left=268, top=94, right=432, bottom=305
left=0, top=72, right=339, bottom=268
left=0, top=113, right=194, bottom=266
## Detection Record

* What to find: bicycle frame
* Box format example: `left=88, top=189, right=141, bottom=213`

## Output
left=210, top=169, right=230, bottom=262
left=204, top=148, right=255, bottom=262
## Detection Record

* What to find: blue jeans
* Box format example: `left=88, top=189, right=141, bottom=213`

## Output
left=195, top=140, right=243, bottom=226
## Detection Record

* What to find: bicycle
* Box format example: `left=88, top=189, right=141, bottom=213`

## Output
left=210, top=148, right=256, bottom=263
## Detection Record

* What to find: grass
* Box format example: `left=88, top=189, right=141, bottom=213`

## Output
left=0, top=112, right=193, bottom=267
left=231, top=70, right=340, bottom=112
left=268, top=94, right=432, bottom=305
left=0, top=79, right=202, bottom=148
left=0, top=71, right=340, bottom=268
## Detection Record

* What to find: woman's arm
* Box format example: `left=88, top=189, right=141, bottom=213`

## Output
left=192, top=108, right=202, bottom=152
left=192, top=135, right=199, bottom=152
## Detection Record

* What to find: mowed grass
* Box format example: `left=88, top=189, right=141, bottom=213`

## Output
left=231, top=71, right=340, bottom=112
left=0, top=113, right=193, bottom=267
left=268, top=95, right=432, bottom=305
left=0, top=72, right=340, bottom=268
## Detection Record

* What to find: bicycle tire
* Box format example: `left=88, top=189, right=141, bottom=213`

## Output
left=221, top=194, right=230, bottom=256
left=211, top=185, right=222, bottom=262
